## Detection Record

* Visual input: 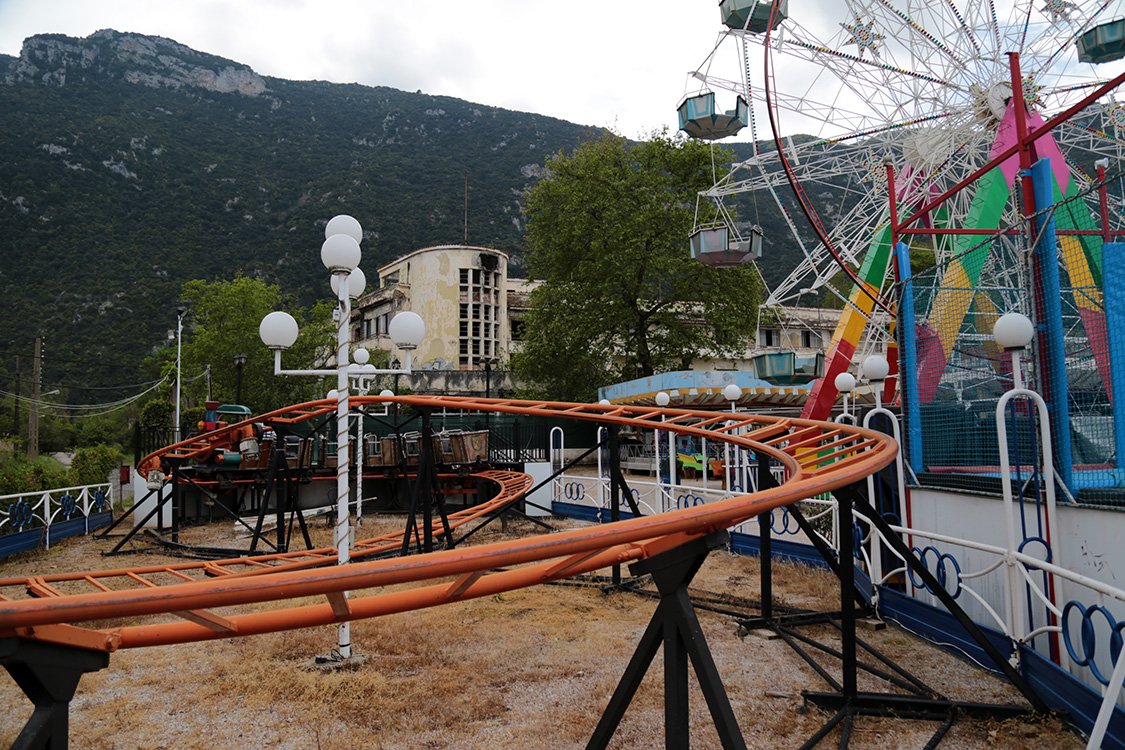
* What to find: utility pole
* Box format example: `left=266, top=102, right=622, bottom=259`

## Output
left=12, top=355, right=19, bottom=436
left=27, top=338, right=41, bottom=461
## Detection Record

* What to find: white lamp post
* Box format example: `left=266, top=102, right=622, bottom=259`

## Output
left=862, top=355, right=890, bottom=409
left=993, top=312, right=1035, bottom=390
left=721, top=384, right=743, bottom=491
left=834, top=372, right=857, bottom=424
left=259, top=215, right=425, bottom=662
left=722, top=383, right=742, bottom=414
left=654, top=391, right=675, bottom=490
left=990, top=311, right=1061, bottom=650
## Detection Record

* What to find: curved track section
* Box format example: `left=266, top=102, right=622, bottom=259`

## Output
left=0, top=396, right=896, bottom=653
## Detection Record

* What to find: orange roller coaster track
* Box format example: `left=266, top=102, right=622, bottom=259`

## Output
left=0, top=396, right=896, bottom=655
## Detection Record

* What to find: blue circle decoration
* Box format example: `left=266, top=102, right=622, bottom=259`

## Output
left=1062, top=601, right=1125, bottom=686
left=563, top=482, right=586, bottom=501
left=769, top=506, right=798, bottom=535
left=676, top=493, right=703, bottom=509
left=9, top=500, right=33, bottom=528
left=907, top=545, right=963, bottom=599
left=60, top=494, right=77, bottom=518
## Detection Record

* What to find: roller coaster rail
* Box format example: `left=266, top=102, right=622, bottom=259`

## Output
left=0, top=394, right=896, bottom=653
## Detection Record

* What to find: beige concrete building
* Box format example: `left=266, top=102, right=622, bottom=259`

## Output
left=351, top=243, right=857, bottom=395
left=353, top=245, right=508, bottom=371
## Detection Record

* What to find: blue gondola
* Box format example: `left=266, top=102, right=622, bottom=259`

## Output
left=720, top=0, right=788, bottom=33
left=677, top=92, right=750, bottom=140
left=1077, top=18, right=1125, bottom=64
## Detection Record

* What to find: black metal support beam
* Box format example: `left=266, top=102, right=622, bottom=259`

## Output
left=842, top=486, right=1050, bottom=713
left=757, top=452, right=773, bottom=621
left=789, top=480, right=1045, bottom=747
left=0, top=637, right=109, bottom=750
left=586, top=530, right=746, bottom=750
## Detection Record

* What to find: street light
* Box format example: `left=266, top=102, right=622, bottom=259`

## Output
left=258, top=215, right=425, bottom=663
left=993, top=312, right=1035, bottom=390
left=862, top=355, right=890, bottom=409
left=174, top=307, right=186, bottom=444
left=722, top=383, right=742, bottom=414
left=233, top=353, right=247, bottom=406
left=654, top=391, right=675, bottom=488
left=834, top=372, right=857, bottom=424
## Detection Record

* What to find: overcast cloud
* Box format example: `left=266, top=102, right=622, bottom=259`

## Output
left=0, top=0, right=725, bottom=139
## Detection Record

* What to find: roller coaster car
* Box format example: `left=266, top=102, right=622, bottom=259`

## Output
left=365, top=435, right=402, bottom=468
left=361, top=429, right=489, bottom=473
left=187, top=401, right=277, bottom=474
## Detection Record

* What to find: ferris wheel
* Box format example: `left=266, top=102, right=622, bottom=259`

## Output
left=684, top=0, right=1125, bottom=359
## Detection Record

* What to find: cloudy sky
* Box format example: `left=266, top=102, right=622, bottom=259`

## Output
left=0, top=0, right=730, bottom=139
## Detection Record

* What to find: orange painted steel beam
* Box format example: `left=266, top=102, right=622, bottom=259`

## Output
left=0, top=396, right=896, bottom=653
left=0, top=470, right=532, bottom=592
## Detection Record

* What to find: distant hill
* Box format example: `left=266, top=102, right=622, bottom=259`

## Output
left=0, top=30, right=814, bottom=397
left=0, top=30, right=611, bottom=392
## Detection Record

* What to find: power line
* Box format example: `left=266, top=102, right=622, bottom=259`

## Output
left=0, top=375, right=168, bottom=391
left=0, top=377, right=170, bottom=419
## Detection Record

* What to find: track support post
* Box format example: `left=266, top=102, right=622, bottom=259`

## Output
left=586, top=529, right=746, bottom=750
left=0, top=637, right=109, bottom=750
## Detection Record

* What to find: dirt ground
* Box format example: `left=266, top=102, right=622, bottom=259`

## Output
left=0, top=514, right=1084, bottom=749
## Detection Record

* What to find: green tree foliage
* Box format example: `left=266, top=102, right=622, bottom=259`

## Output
left=177, top=276, right=334, bottom=414
left=70, top=444, right=122, bottom=486
left=139, top=399, right=173, bottom=428
left=513, top=131, right=761, bottom=401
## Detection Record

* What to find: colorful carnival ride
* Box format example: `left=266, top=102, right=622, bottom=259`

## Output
left=683, top=0, right=1125, bottom=420
left=671, top=2, right=1125, bottom=748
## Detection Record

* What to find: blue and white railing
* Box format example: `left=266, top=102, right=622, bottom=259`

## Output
left=0, top=483, right=115, bottom=556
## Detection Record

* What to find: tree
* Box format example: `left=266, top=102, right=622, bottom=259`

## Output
left=174, top=276, right=335, bottom=414
left=513, top=130, right=761, bottom=401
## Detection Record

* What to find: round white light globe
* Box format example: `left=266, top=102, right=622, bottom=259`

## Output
left=655, top=391, right=671, bottom=407
left=259, top=311, right=299, bottom=349
left=379, top=389, right=394, bottom=398
left=330, top=267, right=367, bottom=299
left=834, top=372, right=857, bottom=393
left=389, top=311, right=426, bottom=350
left=325, top=214, right=363, bottom=243
left=326, top=389, right=338, bottom=400
left=722, top=383, right=742, bottom=402
left=863, top=355, right=890, bottom=382
left=352, top=347, right=371, bottom=365
left=598, top=399, right=611, bottom=405
left=321, top=234, right=361, bottom=273
left=993, top=312, right=1035, bottom=351
left=361, top=363, right=378, bottom=375
left=347, top=363, right=363, bottom=376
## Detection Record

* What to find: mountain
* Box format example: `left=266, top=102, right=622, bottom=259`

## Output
left=0, top=30, right=602, bottom=394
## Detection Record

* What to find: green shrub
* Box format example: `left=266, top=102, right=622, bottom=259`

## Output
left=70, top=444, right=122, bottom=486
left=0, top=461, right=69, bottom=497
left=140, top=399, right=173, bottom=427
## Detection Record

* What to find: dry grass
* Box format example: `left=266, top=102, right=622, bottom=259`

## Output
left=0, top=514, right=1086, bottom=749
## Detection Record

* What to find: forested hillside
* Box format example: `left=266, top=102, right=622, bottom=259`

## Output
left=0, top=30, right=606, bottom=393
left=0, top=29, right=809, bottom=397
